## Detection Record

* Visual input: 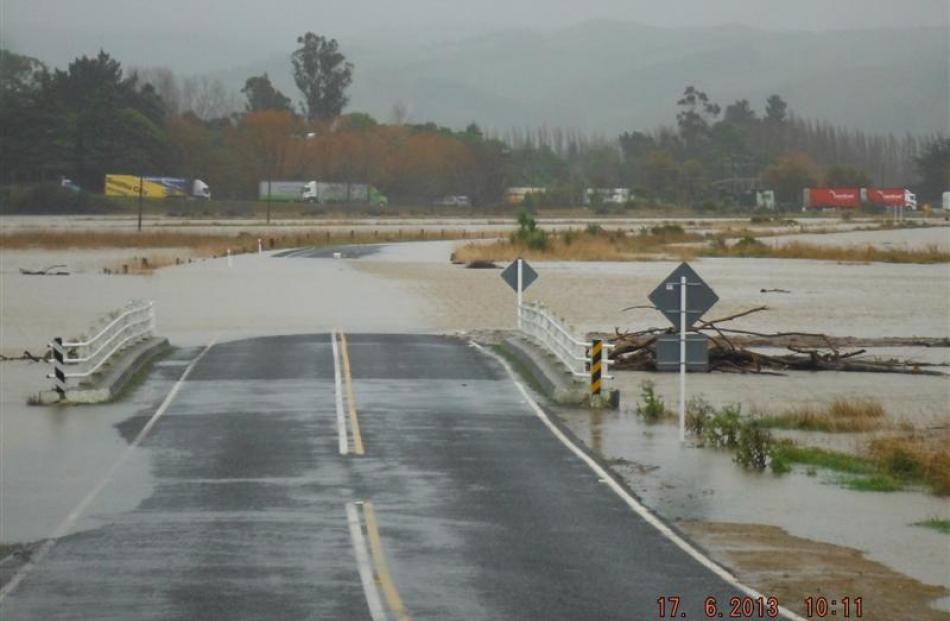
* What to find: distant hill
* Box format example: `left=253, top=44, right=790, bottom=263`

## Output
left=216, top=20, right=948, bottom=136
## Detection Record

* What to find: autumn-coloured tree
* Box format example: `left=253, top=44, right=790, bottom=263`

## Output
left=237, top=110, right=304, bottom=219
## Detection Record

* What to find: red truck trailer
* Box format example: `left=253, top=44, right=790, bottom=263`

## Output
left=802, top=188, right=861, bottom=210
left=864, top=188, right=916, bottom=209
left=802, top=187, right=916, bottom=211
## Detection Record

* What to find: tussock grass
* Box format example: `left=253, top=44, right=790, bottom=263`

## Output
left=868, top=436, right=950, bottom=496
left=756, top=397, right=887, bottom=433
left=704, top=240, right=950, bottom=264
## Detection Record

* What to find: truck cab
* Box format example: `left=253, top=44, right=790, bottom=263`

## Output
left=192, top=179, right=211, bottom=200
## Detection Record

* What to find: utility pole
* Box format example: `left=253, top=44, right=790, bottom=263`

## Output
left=137, top=172, right=144, bottom=232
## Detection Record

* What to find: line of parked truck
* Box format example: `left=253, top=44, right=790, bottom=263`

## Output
left=94, top=174, right=944, bottom=212
left=802, top=187, right=917, bottom=210
left=100, top=175, right=391, bottom=207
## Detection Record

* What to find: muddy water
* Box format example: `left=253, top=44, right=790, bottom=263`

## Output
left=1, top=248, right=426, bottom=353
left=558, top=407, right=950, bottom=589
left=2, top=238, right=948, bottom=598
left=0, top=248, right=430, bottom=543
left=0, top=361, right=162, bottom=542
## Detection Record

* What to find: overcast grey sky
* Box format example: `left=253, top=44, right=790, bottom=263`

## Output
left=2, top=0, right=948, bottom=72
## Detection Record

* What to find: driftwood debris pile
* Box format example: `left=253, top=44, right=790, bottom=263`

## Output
left=608, top=306, right=948, bottom=376
left=0, top=350, right=50, bottom=362
left=19, top=264, right=69, bottom=276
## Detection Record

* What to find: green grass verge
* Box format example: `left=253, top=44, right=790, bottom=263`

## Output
left=771, top=443, right=876, bottom=476
left=912, top=519, right=950, bottom=534
left=840, top=474, right=904, bottom=492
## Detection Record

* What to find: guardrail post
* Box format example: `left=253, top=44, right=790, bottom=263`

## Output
left=52, top=337, right=66, bottom=398
left=590, top=339, right=603, bottom=398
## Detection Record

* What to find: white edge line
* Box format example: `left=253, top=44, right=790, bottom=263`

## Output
left=470, top=341, right=809, bottom=621
left=346, top=502, right=388, bottom=621
left=0, top=339, right=218, bottom=603
left=332, top=331, right=349, bottom=455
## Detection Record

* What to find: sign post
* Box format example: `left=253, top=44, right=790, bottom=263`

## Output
left=517, top=259, right=523, bottom=328
left=500, top=258, right=538, bottom=328
left=648, top=263, right=719, bottom=442
left=679, top=275, right=687, bottom=441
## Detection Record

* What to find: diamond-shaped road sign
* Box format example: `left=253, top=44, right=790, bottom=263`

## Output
left=648, top=262, right=718, bottom=328
left=500, top=258, right=538, bottom=292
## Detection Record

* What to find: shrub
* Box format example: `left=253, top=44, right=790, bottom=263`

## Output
left=585, top=223, right=603, bottom=236
left=511, top=209, right=548, bottom=250
left=703, top=404, right=743, bottom=448
left=635, top=381, right=668, bottom=421
left=685, top=397, right=715, bottom=439
left=735, top=424, right=774, bottom=471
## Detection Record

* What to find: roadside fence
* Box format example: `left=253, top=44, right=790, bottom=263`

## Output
left=49, top=300, right=155, bottom=396
left=518, top=301, right=613, bottom=396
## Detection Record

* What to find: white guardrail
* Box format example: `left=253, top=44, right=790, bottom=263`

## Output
left=49, top=300, right=155, bottom=394
left=518, top=301, right=612, bottom=385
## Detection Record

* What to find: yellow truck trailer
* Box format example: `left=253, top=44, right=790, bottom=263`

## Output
left=104, top=175, right=210, bottom=199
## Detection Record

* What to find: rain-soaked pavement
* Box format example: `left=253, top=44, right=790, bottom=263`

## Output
left=0, top=333, right=756, bottom=620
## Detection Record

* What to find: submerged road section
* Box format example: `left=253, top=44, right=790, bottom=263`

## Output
left=0, top=334, right=773, bottom=620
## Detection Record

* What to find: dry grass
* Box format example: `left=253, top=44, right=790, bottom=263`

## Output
left=867, top=435, right=950, bottom=496
left=704, top=239, right=950, bottom=264
left=453, top=226, right=702, bottom=263
left=454, top=236, right=637, bottom=263
left=757, top=397, right=888, bottom=433
left=454, top=227, right=949, bottom=264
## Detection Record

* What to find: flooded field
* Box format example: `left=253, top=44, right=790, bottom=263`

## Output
left=764, top=224, right=950, bottom=250
left=359, top=244, right=950, bottom=339
left=557, top=407, right=950, bottom=590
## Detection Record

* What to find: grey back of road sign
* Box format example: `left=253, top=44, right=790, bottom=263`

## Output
left=655, top=334, right=710, bottom=371
left=648, top=262, right=719, bottom=328
left=500, top=259, right=538, bottom=292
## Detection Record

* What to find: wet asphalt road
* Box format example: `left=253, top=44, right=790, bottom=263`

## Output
left=1, top=334, right=752, bottom=620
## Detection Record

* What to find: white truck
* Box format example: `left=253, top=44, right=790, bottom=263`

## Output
left=583, top=188, right=631, bottom=205
left=301, top=181, right=388, bottom=207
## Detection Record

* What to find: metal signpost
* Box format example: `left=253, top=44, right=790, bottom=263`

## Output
left=500, top=258, right=538, bottom=328
left=648, top=263, right=719, bottom=442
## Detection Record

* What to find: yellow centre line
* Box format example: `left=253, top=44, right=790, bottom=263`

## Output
left=339, top=332, right=365, bottom=455
left=362, top=502, right=411, bottom=621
